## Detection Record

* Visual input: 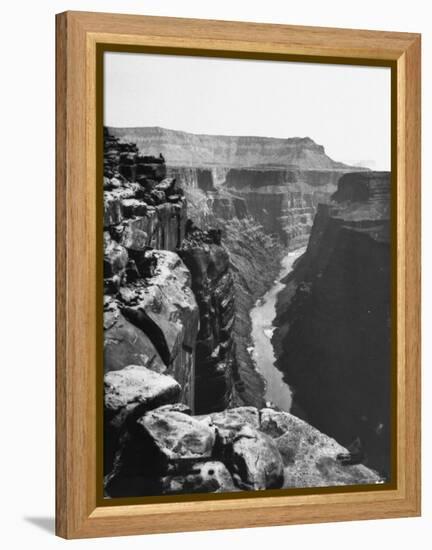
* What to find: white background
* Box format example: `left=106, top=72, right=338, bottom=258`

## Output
left=0, top=0, right=429, bottom=547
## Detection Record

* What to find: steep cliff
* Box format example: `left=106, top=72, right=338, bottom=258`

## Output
left=108, top=127, right=350, bottom=169
left=179, top=227, right=237, bottom=414
left=273, top=171, right=392, bottom=478
left=180, top=187, right=285, bottom=409
left=103, top=129, right=238, bottom=418
left=224, top=168, right=334, bottom=247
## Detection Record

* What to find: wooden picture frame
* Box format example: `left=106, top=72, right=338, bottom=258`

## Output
left=56, top=11, right=421, bottom=539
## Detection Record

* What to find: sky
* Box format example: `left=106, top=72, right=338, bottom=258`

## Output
left=104, top=52, right=391, bottom=170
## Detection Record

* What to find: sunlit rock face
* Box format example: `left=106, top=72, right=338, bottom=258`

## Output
left=273, top=171, right=392, bottom=479
left=103, top=129, right=241, bottom=416
left=105, top=403, right=382, bottom=498
left=103, top=129, right=199, bottom=411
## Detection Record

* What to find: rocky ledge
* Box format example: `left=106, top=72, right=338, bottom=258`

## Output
left=104, top=365, right=381, bottom=497
left=104, top=128, right=240, bottom=419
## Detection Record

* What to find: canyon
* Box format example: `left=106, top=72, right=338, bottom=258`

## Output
left=108, top=126, right=364, bottom=248
left=103, top=126, right=390, bottom=496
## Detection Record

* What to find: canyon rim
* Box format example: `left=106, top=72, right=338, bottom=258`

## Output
left=102, top=52, right=392, bottom=499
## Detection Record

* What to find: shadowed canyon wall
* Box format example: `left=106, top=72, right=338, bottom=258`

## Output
left=273, top=171, right=392, bottom=478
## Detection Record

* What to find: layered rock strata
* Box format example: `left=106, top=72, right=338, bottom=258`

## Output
left=103, top=129, right=241, bottom=423
left=224, top=168, right=345, bottom=247
left=103, top=129, right=198, bottom=407
left=108, top=127, right=366, bottom=249
left=108, top=127, right=351, bottom=170
left=273, top=171, right=392, bottom=478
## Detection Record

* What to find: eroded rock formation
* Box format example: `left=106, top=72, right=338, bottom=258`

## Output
left=104, top=372, right=381, bottom=497
left=108, top=127, right=350, bottom=170
left=108, top=127, right=366, bottom=249
left=224, top=168, right=342, bottom=247
left=103, top=129, right=239, bottom=417
left=273, top=171, right=392, bottom=478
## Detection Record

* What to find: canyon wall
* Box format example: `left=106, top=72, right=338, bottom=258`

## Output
left=273, top=171, right=392, bottom=478
left=224, top=168, right=344, bottom=247
left=109, top=127, right=364, bottom=248
left=108, top=127, right=350, bottom=169
left=103, top=130, right=238, bottom=420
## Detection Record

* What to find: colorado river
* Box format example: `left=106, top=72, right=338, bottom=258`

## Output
left=250, top=246, right=306, bottom=411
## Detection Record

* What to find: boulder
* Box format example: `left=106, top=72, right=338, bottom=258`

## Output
left=104, top=365, right=181, bottom=425
left=135, top=409, right=216, bottom=465
left=103, top=363, right=179, bottom=478
left=260, top=407, right=294, bottom=438
left=231, top=426, right=284, bottom=490
left=260, top=410, right=382, bottom=487
left=161, top=461, right=237, bottom=495
left=198, top=407, right=260, bottom=453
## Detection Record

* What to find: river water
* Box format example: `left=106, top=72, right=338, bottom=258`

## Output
left=249, top=247, right=306, bottom=411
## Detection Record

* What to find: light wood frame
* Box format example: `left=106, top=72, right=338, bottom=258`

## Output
left=56, top=11, right=421, bottom=539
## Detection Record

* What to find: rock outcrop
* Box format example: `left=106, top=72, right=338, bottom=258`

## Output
left=273, top=171, right=392, bottom=479
left=103, top=128, right=241, bottom=418
left=104, top=130, right=198, bottom=410
left=105, top=394, right=382, bottom=497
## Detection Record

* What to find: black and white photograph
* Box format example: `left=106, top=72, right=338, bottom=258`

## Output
left=102, top=51, right=392, bottom=499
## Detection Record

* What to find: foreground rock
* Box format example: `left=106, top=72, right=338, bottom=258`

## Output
left=161, top=461, right=237, bottom=494
left=197, top=406, right=260, bottom=458
left=104, top=401, right=381, bottom=498
left=231, top=426, right=284, bottom=490
left=105, top=408, right=217, bottom=497
left=104, top=250, right=199, bottom=408
left=104, top=366, right=181, bottom=426
left=104, top=366, right=181, bottom=474
left=136, top=409, right=216, bottom=466
left=260, top=408, right=382, bottom=488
